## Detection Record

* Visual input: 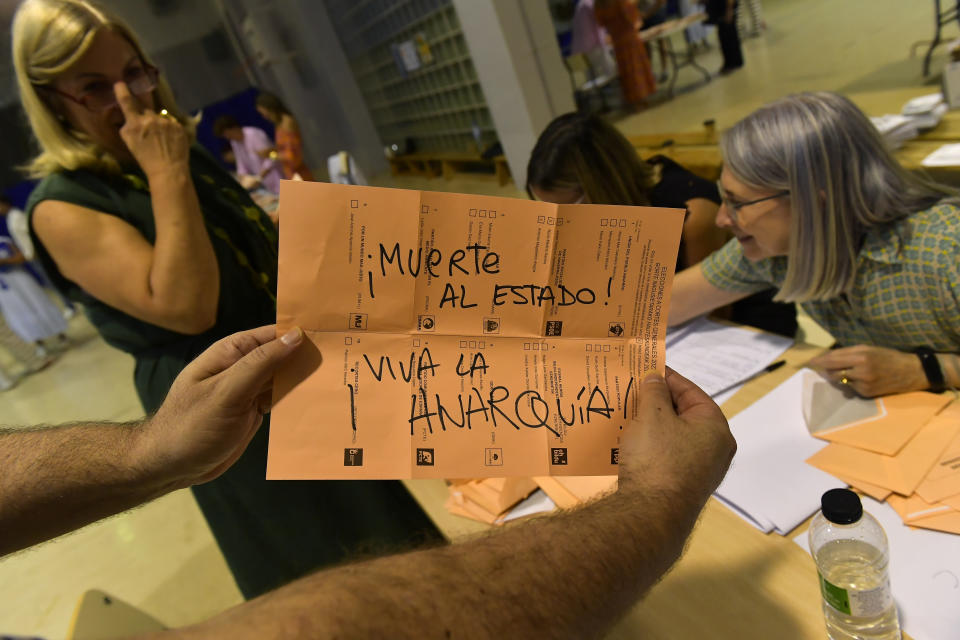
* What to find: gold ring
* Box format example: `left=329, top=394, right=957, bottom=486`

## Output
left=839, top=370, right=850, bottom=385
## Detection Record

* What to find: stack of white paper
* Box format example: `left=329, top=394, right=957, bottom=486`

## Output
left=714, top=370, right=846, bottom=534
left=666, top=317, right=793, bottom=404
left=793, top=497, right=960, bottom=640
left=870, top=114, right=919, bottom=149
left=901, top=92, right=949, bottom=131
left=922, top=142, right=960, bottom=167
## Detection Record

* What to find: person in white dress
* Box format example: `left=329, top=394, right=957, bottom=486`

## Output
left=0, top=235, right=67, bottom=347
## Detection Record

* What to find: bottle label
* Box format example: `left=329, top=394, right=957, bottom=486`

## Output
left=818, top=571, right=893, bottom=617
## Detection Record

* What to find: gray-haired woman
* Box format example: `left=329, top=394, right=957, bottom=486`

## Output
left=668, top=91, right=960, bottom=398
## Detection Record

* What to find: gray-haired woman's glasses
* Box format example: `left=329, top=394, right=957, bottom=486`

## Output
left=716, top=180, right=789, bottom=224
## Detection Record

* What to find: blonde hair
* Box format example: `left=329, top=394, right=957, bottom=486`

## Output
left=721, top=92, right=957, bottom=303
left=13, top=0, right=194, bottom=178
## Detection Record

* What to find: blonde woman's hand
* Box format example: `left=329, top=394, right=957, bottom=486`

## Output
left=115, top=81, right=190, bottom=178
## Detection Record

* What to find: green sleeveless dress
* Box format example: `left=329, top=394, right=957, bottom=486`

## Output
left=26, top=147, right=443, bottom=598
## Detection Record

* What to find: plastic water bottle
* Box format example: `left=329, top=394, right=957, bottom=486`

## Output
left=808, top=489, right=901, bottom=640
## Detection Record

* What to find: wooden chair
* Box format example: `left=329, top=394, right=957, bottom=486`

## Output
left=909, top=0, right=959, bottom=76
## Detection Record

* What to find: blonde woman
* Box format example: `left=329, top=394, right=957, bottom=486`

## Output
left=669, top=92, right=960, bottom=398
left=12, top=0, right=440, bottom=598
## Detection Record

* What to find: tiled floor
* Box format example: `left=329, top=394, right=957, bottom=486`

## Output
left=0, top=0, right=951, bottom=635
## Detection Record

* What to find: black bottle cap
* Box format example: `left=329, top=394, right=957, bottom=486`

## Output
left=821, top=488, right=863, bottom=525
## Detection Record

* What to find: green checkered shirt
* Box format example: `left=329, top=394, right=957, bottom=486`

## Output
left=701, top=202, right=960, bottom=351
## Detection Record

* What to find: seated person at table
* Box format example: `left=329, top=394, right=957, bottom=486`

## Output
left=526, top=112, right=796, bottom=336
left=213, top=114, right=283, bottom=194
left=255, top=90, right=314, bottom=181
left=668, top=92, right=960, bottom=398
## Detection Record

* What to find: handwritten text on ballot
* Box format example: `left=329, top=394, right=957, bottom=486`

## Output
left=269, top=183, right=683, bottom=479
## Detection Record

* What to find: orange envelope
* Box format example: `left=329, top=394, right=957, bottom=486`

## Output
left=454, top=477, right=538, bottom=515
left=888, top=495, right=960, bottom=534
left=830, top=472, right=891, bottom=502
left=915, top=427, right=960, bottom=503
left=444, top=491, right=499, bottom=525
left=909, top=512, right=960, bottom=535
left=811, top=391, right=951, bottom=455
left=806, top=404, right=960, bottom=495
left=534, top=475, right=618, bottom=507
left=885, top=493, right=954, bottom=523
left=268, top=182, right=684, bottom=479
left=942, top=493, right=960, bottom=510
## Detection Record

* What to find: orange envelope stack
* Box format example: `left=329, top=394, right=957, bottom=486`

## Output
left=806, top=394, right=960, bottom=535
left=444, top=477, right=540, bottom=525
left=445, top=475, right=618, bottom=525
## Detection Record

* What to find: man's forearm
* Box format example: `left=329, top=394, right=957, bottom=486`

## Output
left=0, top=422, right=171, bottom=557
left=165, top=483, right=709, bottom=640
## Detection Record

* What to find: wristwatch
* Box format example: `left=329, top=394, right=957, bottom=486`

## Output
left=914, top=347, right=946, bottom=393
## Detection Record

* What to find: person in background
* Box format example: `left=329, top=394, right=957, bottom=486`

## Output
left=213, top=114, right=283, bottom=194
left=669, top=92, right=960, bottom=398
left=594, top=0, right=657, bottom=109
left=0, top=234, right=68, bottom=354
left=0, top=314, right=54, bottom=390
left=255, top=90, right=314, bottom=181
left=638, top=0, right=672, bottom=83
left=706, top=0, right=743, bottom=74
left=737, top=0, right=765, bottom=38
left=526, top=112, right=797, bottom=336
left=680, top=0, right=711, bottom=50
left=326, top=150, right=368, bottom=186
left=1, top=196, right=33, bottom=260
left=0, top=325, right=736, bottom=638
left=570, top=0, right=616, bottom=78
left=13, top=0, right=441, bottom=599
left=2, top=194, right=77, bottom=317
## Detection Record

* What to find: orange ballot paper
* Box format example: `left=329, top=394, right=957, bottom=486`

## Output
left=268, top=182, right=684, bottom=479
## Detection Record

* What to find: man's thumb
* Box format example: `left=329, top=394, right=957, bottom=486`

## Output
left=637, top=370, right=675, bottom=422
left=222, top=327, right=303, bottom=399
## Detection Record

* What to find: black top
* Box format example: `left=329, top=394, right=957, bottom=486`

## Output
left=26, top=146, right=278, bottom=412
left=647, top=154, right=721, bottom=210
left=821, top=488, right=863, bottom=525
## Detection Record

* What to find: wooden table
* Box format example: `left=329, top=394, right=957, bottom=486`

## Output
left=388, top=152, right=512, bottom=186
left=630, top=87, right=960, bottom=184
left=847, top=86, right=960, bottom=141
left=403, top=341, right=883, bottom=638
left=639, top=13, right=712, bottom=99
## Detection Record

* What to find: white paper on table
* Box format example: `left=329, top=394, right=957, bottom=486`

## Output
left=501, top=489, right=556, bottom=522
left=906, top=102, right=948, bottom=130
left=870, top=114, right=919, bottom=148
left=902, top=92, right=945, bottom=115
left=665, top=317, right=793, bottom=398
left=714, top=370, right=847, bottom=535
left=793, top=497, right=960, bottom=640
left=713, top=494, right=775, bottom=533
left=921, top=143, right=960, bottom=167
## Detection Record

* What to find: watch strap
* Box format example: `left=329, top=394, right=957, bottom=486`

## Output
left=914, top=347, right=946, bottom=393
